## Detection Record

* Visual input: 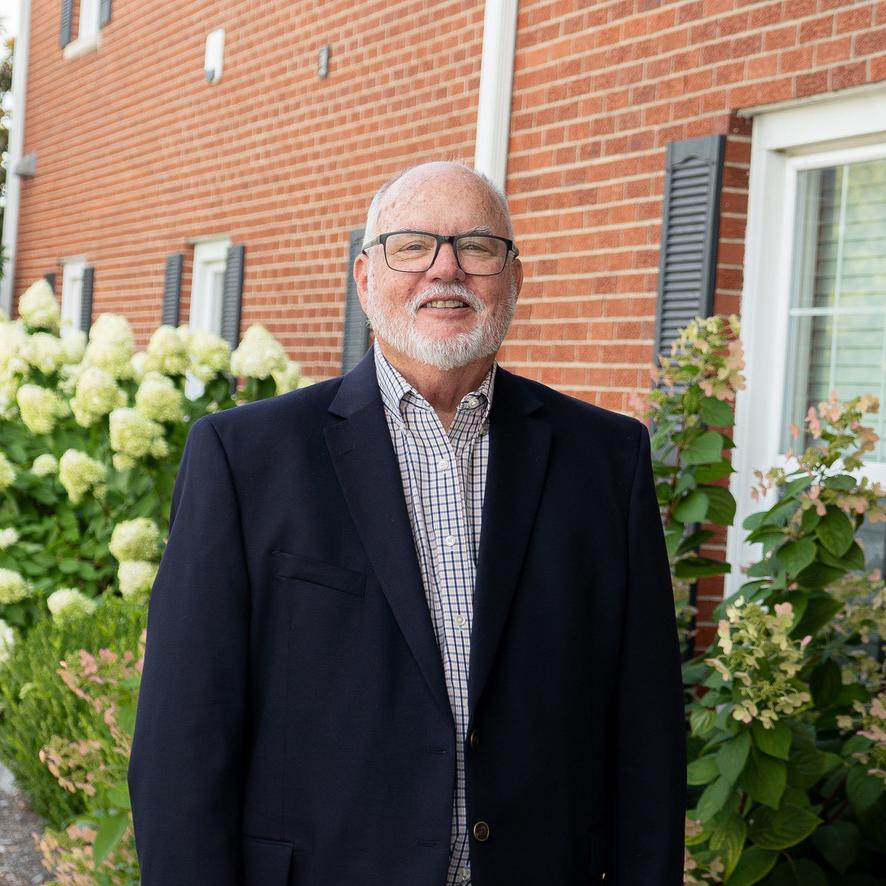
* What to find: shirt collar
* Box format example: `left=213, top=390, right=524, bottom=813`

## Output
left=373, top=343, right=496, bottom=427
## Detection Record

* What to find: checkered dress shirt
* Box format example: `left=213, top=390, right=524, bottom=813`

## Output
left=374, top=344, right=495, bottom=886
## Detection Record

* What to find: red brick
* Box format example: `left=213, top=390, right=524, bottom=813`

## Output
left=815, top=36, right=853, bottom=64
left=836, top=6, right=873, bottom=32
left=855, top=29, right=886, bottom=55
left=830, top=60, right=869, bottom=89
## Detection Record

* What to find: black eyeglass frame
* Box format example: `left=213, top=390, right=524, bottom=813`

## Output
left=362, top=229, right=519, bottom=276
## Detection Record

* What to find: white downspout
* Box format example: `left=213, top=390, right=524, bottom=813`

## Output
left=1, top=0, right=32, bottom=317
left=473, top=0, right=519, bottom=192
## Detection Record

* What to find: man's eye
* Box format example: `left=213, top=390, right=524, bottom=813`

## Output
left=460, top=240, right=495, bottom=255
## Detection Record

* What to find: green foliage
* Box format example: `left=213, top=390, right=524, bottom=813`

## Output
left=0, top=595, right=144, bottom=825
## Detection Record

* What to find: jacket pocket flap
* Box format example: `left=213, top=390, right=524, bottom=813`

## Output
left=242, top=835, right=293, bottom=886
left=271, top=550, right=366, bottom=596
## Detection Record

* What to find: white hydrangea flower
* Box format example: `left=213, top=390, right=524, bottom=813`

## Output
left=16, top=384, right=69, bottom=434
left=144, top=326, right=189, bottom=376
left=31, top=453, right=59, bottom=477
left=70, top=366, right=127, bottom=427
left=112, top=453, right=136, bottom=472
left=135, top=372, right=184, bottom=423
left=118, top=560, right=159, bottom=600
left=21, top=332, right=64, bottom=376
left=83, top=314, right=134, bottom=379
left=230, top=325, right=287, bottom=380
left=60, top=329, right=87, bottom=365
left=0, top=568, right=31, bottom=604
left=0, top=322, right=30, bottom=386
left=18, top=279, right=60, bottom=333
left=0, top=452, right=16, bottom=489
left=188, top=329, right=231, bottom=382
left=58, top=449, right=107, bottom=505
left=131, top=351, right=150, bottom=382
left=109, top=517, right=161, bottom=563
left=0, top=618, right=14, bottom=666
left=47, top=588, right=98, bottom=624
left=109, top=408, right=165, bottom=462
left=273, top=360, right=302, bottom=395
left=297, top=376, right=314, bottom=389
left=0, top=528, right=20, bottom=549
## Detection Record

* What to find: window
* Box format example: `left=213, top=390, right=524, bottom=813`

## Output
left=729, top=88, right=886, bottom=591
left=186, top=238, right=230, bottom=398
left=60, top=259, right=85, bottom=338
left=61, top=0, right=112, bottom=59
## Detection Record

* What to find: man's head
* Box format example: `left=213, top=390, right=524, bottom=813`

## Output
left=353, top=162, right=523, bottom=372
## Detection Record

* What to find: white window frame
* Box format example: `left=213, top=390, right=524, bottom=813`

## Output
left=728, top=87, right=886, bottom=594
left=60, top=258, right=86, bottom=338
left=63, top=0, right=102, bottom=60
left=186, top=238, right=230, bottom=398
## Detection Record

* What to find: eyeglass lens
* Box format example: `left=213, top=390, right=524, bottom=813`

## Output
left=384, top=233, right=508, bottom=275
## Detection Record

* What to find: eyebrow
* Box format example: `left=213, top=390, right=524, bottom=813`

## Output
left=460, top=226, right=493, bottom=235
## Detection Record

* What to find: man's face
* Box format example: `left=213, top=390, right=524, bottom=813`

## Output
left=354, top=166, right=523, bottom=371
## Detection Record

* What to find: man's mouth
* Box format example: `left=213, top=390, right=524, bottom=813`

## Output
left=422, top=299, right=471, bottom=309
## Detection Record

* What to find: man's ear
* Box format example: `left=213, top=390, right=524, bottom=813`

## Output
left=353, top=251, right=370, bottom=313
left=512, top=257, right=524, bottom=300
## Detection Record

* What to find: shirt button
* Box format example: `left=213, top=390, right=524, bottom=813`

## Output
left=469, top=729, right=479, bottom=749
left=459, top=868, right=470, bottom=882
left=472, top=820, right=491, bottom=842
left=443, top=535, right=456, bottom=547
left=463, top=395, right=480, bottom=409
left=455, top=614, right=467, bottom=629
left=437, top=455, right=449, bottom=471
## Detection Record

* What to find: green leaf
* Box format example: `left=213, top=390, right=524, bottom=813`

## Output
left=810, top=659, right=843, bottom=709
left=792, top=594, right=844, bottom=638
left=812, top=820, right=860, bottom=874
left=676, top=528, right=716, bottom=556
left=743, top=511, right=767, bottom=531
left=847, top=764, right=885, bottom=815
left=703, top=485, right=737, bottom=525
left=822, top=473, right=855, bottom=491
left=815, top=507, right=855, bottom=557
left=690, top=707, right=717, bottom=737
left=781, top=475, right=814, bottom=499
left=776, top=538, right=816, bottom=575
left=695, top=460, right=734, bottom=483
left=799, top=506, right=821, bottom=533
left=106, top=780, right=132, bottom=810
left=700, top=397, right=735, bottom=426
left=751, top=720, right=791, bottom=761
left=674, top=556, right=731, bottom=578
left=688, top=755, right=720, bottom=785
left=664, top=529, right=682, bottom=558
left=717, top=731, right=751, bottom=783
left=57, top=558, right=81, bottom=574
left=683, top=431, right=725, bottom=466
left=765, top=858, right=828, bottom=886
left=787, top=742, right=830, bottom=789
left=741, top=748, right=786, bottom=809
left=92, top=811, right=130, bottom=865
left=696, top=774, right=734, bottom=823
left=857, top=792, right=886, bottom=853
left=709, top=812, right=747, bottom=879
left=673, top=490, right=709, bottom=523
left=795, top=560, right=847, bottom=589
left=745, top=525, right=786, bottom=545
left=726, top=846, right=778, bottom=886
left=747, top=803, right=821, bottom=850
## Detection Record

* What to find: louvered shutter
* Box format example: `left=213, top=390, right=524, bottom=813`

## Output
left=99, top=0, right=112, bottom=26
left=342, top=228, right=369, bottom=373
left=221, top=244, right=245, bottom=350
left=44, top=272, right=57, bottom=294
left=60, top=0, right=74, bottom=48
left=80, top=266, right=94, bottom=333
left=161, top=253, right=184, bottom=327
left=654, top=135, right=725, bottom=358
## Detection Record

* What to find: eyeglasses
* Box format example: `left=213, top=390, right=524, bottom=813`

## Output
left=362, top=230, right=519, bottom=276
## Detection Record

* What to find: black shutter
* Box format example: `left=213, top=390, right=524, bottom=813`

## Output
left=654, top=135, right=725, bottom=358
left=342, top=228, right=369, bottom=373
left=60, top=0, right=74, bottom=48
left=161, top=253, right=183, bottom=327
left=80, top=266, right=94, bottom=333
left=221, top=244, right=245, bottom=350
left=44, top=272, right=56, bottom=294
left=99, top=0, right=112, bottom=26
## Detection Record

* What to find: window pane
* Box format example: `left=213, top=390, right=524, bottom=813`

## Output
left=782, top=157, right=886, bottom=462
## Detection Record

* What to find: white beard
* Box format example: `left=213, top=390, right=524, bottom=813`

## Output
left=364, top=279, right=517, bottom=371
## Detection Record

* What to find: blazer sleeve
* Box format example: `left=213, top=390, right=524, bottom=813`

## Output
left=129, top=416, right=250, bottom=886
left=610, top=423, right=686, bottom=884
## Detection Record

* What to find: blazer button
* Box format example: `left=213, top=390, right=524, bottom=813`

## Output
left=469, top=730, right=479, bottom=750
left=472, top=820, right=490, bottom=842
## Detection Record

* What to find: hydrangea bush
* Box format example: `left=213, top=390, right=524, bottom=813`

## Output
left=636, top=317, right=886, bottom=883
left=0, top=279, right=312, bottom=647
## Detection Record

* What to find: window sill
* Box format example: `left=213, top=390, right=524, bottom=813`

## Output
left=63, top=31, right=102, bottom=60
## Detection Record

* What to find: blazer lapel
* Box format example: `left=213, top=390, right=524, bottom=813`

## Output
left=324, top=351, right=451, bottom=720
left=469, top=368, right=551, bottom=715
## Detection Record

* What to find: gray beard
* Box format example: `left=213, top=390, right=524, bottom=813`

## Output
left=364, top=280, right=516, bottom=371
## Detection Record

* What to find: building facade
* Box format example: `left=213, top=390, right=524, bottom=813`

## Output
left=3, top=0, right=886, bottom=640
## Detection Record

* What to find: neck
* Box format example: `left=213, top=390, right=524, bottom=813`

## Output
left=376, top=340, right=493, bottom=431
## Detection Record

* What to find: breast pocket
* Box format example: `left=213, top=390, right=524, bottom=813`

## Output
left=271, top=549, right=366, bottom=597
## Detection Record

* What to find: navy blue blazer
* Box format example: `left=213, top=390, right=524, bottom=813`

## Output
left=129, top=348, right=686, bottom=886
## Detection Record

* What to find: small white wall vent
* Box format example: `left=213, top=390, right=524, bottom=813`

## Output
left=204, top=28, right=225, bottom=84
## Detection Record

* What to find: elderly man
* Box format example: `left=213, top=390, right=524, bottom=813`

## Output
left=129, top=161, right=686, bottom=885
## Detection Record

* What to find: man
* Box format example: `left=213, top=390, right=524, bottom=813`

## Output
left=129, top=161, right=686, bottom=885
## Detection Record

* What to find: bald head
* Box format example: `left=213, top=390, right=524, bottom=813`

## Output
left=363, top=162, right=514, bottom=246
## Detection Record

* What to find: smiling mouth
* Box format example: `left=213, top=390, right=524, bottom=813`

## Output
left=422, top=299, right=471, bottom=309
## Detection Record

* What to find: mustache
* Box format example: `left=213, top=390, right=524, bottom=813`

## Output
left=407, top=282, right=483, bottom=315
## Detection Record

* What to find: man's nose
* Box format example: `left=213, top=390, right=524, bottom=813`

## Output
left=428, top=241, right=465, bottom=281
